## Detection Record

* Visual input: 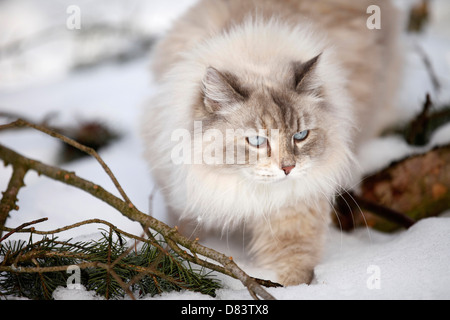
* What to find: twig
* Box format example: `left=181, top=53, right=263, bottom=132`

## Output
left=0, top=262, right=99, bottom=273
left=0, top=217, right=48, bottom=243
left=0, top=163, right=28, bottom=236
left=415, top=44, right=441, bottom=92
left=406, top=93, right=433, bottom=145
left=3, top=119, right=133, bottom=206
left=97, top=261, right=136, bottom=301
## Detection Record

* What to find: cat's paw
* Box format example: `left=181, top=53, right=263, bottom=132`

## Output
left=277, top=268, right=314, bottom=287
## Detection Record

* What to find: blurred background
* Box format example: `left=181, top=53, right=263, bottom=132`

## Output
left=0, top=0, right=195, bottom=89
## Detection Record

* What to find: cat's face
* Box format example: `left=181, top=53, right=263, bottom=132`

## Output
left=231, top=90, right=327, bottom=183
left=196, top=54, right=351, bottom=184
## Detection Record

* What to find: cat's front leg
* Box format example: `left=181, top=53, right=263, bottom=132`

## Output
left=250, top=200, right=330, bottom=286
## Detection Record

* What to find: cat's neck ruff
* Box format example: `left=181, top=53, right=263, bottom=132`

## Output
left=172, top=164, right=336, bottom=231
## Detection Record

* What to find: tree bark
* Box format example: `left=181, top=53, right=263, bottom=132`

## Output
left=336, top=144, right=450, bottom=232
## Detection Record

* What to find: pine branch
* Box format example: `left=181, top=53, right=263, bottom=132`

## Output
left=0, top=231, right=221, bottom=300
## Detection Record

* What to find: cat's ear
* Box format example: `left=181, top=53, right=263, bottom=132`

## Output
left=202, top=67, right=247, bottom=113
left=293, top=53, right=323, bottom=95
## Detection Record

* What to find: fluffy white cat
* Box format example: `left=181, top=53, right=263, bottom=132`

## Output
left=141, top=0, right=402, bottom=285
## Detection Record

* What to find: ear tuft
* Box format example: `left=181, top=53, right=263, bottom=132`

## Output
left=293, top=53, right=323, bottom=95
left=202, top=67, right=247, bottom=113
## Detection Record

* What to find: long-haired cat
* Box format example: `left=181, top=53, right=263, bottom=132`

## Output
left=141, top=0, right=402, bottom=286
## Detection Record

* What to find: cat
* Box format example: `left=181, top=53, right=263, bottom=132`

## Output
left=141, top=0, right=402, bottom=286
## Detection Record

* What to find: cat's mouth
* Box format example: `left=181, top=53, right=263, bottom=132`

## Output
left=241, top=167, right=297, bottom=183
left=253, top=173, right=289, bottom=183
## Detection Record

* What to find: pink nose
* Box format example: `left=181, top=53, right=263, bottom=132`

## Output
left=282, top=165, right=295, bottom=175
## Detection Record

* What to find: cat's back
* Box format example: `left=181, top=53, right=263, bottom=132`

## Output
left=151, top=0, right=290, bottom=78
left=151, top=0, right=398, bottom=80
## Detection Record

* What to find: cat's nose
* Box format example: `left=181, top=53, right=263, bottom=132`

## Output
left=281, top=165, right=295, bottom=175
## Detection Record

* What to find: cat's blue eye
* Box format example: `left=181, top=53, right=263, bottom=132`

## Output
left=247, top=136, right=267, bottom=147
left=293, top=130, right=309, bottom=142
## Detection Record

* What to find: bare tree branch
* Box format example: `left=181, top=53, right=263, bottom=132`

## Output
left=0, top=217, right=48, bottom=243
left=0, top=163, right=28, bottom=233
left=1, top=119, right=132, bottom=205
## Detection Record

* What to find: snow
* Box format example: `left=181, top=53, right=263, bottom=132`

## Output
left=1, top=0, right=450, bottom=300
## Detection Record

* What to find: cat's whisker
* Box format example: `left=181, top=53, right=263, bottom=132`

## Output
left=321, top=175, right=373, bottom=244
left=315, top=188, right=344, bottom=250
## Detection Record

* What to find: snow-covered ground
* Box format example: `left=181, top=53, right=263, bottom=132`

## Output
left=1, top=0, right=450, bottom=300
